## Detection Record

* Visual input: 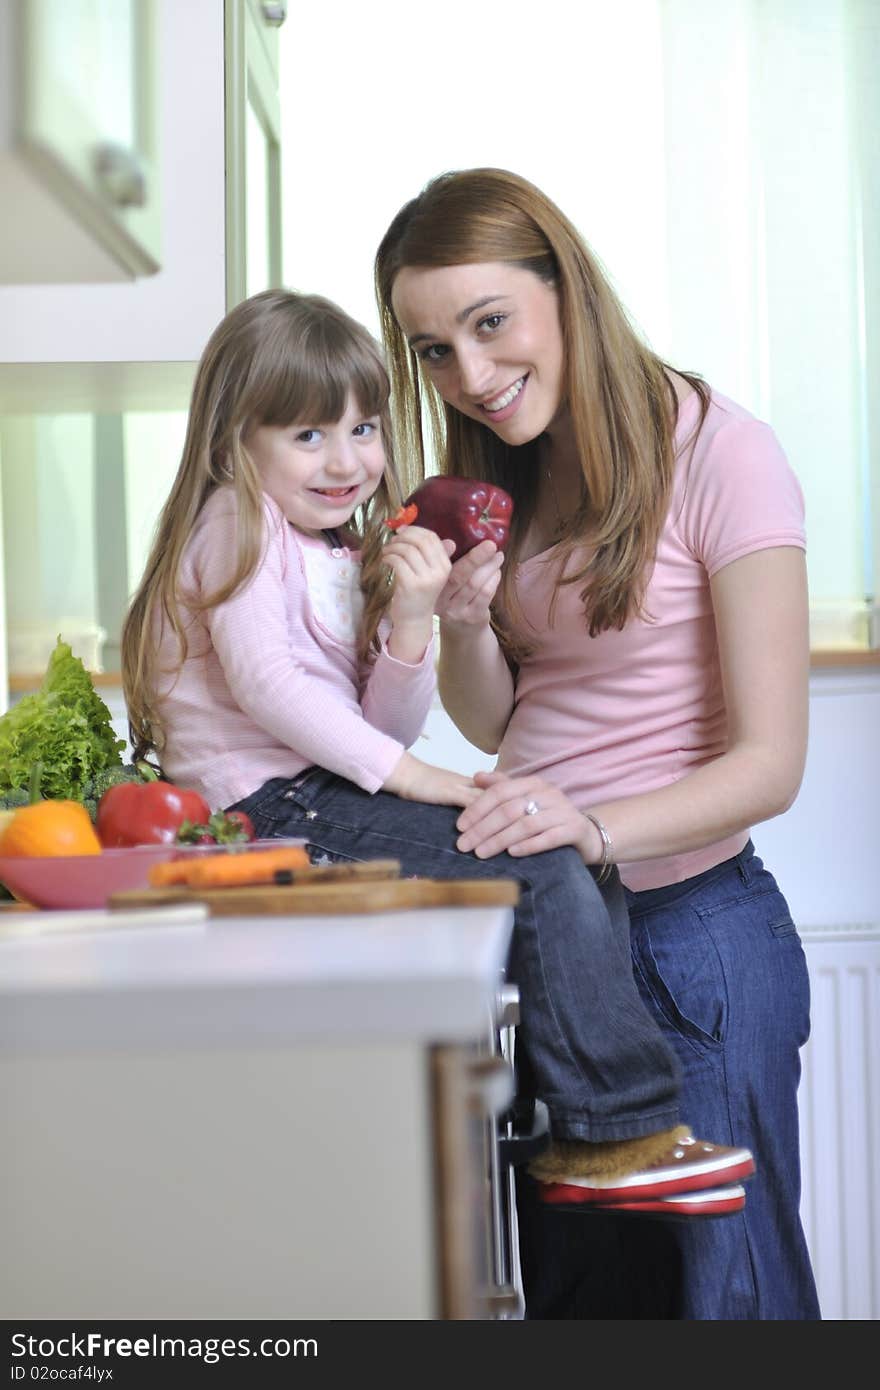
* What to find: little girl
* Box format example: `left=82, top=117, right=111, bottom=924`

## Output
left=121, top=288, right=754, bottom=1215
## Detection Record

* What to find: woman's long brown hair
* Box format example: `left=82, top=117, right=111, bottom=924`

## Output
left=375, top=168, right=708, bottom=646
left=121, top=289, right=402, bottom=763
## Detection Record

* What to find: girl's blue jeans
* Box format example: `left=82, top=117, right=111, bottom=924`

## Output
left=515, top=839, right=821, bottom=1320
left=231, top=769, right=682, bottom=1141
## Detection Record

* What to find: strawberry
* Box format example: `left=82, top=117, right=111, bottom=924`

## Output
left=176, top=809, right=256, bottom=845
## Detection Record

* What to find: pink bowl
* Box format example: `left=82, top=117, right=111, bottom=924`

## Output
left=0, top=838, right=309, bottom=910
left=0, top=844, right=180, bottom=910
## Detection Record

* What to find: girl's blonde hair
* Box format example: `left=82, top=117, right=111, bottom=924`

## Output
left=375, top=167, right=708, bottom=645
left=122, top=288, right=402, bottom=762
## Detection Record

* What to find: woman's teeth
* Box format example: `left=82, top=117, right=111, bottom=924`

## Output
left=483, top=377, right=525, bottom=413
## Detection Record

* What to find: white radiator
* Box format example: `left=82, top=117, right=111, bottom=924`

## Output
left=799, top=925, right=880, bottom=1320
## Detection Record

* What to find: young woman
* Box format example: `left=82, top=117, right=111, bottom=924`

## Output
left=121, top=288, right=750, bottom=1229
left=374, top=168, right=820, bottom=1320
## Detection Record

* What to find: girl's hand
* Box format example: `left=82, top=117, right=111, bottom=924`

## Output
left=383, top=525, right=455, bottom=626
left=383, top=751, right=481, bottom=808
left=455, top=771, right=598, bottom=861
left=436, top=540, right=504, bottom=631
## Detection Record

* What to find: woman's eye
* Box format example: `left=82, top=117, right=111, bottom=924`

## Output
left=478, top=313, right=506, bottom=333
left=418, top=343, right=450, bottom=365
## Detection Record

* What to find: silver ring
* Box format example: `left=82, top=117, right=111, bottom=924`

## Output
left=524, top=799, right=539, bottom=817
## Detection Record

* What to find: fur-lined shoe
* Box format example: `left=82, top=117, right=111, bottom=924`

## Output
left=531, top=1126, right=755, bottom=1208
left=594, top=1183, right=748, bottom=1218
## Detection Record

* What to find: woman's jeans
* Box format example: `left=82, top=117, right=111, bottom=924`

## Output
left=515, top=840, right=822, bottom=1320
left=231, top=769, right=681, bottom=1141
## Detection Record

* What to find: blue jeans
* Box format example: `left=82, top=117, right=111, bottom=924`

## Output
left=515, top=840, right=821, bottom=1320
left=231, top=769, right=681, bottom=1141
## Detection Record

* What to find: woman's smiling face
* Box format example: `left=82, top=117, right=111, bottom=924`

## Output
left=390, top=262, right=566, bottom=446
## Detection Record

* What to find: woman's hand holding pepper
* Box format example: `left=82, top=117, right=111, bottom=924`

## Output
left=434, top=540, right=513, bottom=756
left=435, top=539, right=504, bottom=631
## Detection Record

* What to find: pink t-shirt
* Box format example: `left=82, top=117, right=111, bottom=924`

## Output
left=497, top=390, right=806, bottom=891
left=154, top=488, right=436, bottom=810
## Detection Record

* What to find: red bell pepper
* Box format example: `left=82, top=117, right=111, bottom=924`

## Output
left=400, top=477, right=513, bottom=556
left=96, top=778, right=212, bottom=848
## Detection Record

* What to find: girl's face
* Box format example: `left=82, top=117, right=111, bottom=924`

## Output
left=391, top=262, right=566, bottom=445
left=246, top=391, right=386, bottom=535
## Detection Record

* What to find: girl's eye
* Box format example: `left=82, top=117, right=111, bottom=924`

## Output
left=352, top=420, right=379, bottom=437
left=294, top=428, right=322, bottom=444
left=418, top=343, right=451, bottom=365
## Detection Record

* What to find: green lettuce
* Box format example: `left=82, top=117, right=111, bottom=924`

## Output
left=0, top=638, right=125, bottom=802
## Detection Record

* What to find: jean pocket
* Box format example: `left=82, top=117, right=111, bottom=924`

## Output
left=631, top=912, right=727, bottom=1053
left=768, top=912, right=798, bottom=939
left=227, top=771, right=323, bottom=837
left=305, top=842, right=366, bottom=868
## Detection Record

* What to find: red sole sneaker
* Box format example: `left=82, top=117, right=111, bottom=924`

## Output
left=595, top=1184, right=748, bottom=1218
left=538, top=1140, right=755, bottom=1206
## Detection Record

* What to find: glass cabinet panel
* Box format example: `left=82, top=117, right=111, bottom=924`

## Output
left=225, top=0, right=283, bottom=306
left=17, top=0, right=161, bottom=277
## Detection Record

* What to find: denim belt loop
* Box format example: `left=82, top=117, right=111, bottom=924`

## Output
left=735, top=838, right=756, bottom=885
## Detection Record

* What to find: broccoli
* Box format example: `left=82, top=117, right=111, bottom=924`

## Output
left=81, top=763, right=155, bottom=821
left=0, top=764, right=149, bottom=820
left=0, top=786, right=33, bottom=812
left=0, top=758, right=160, bottom=822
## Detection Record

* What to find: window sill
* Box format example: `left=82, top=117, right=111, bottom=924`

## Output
left=810, top=649, right=880, bottom=669
left=7, top=670, right=123, bottom=694
left=8, top=652, right=880, bottom=693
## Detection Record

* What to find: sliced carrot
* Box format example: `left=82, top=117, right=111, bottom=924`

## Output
left=384, top=503, right=419, bottom=531
left=148, top=859, right=199, bottom=887
left=148, top=845, right=310, bottom=889
left=186, top=846, right=311, bottom=887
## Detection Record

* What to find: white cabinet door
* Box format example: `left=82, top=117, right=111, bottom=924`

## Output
left=1, top=0, right=161, bottom=283
left=0, top=0, right=227, bottom=412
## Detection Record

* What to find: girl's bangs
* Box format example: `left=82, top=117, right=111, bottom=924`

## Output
left=256, top=326, right=389, bottom=428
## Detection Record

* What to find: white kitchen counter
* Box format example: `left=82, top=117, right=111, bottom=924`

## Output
left=0, top=903, right=515, bottom=1053
left=1, top=901, right=516, bottom=1319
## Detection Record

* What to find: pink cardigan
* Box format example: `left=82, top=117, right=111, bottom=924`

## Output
left=154, top=490, right=436, bottom=811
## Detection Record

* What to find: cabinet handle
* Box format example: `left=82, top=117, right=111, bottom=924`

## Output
left=260, top=1, right=288, bottom=24
left=92, top=144, right=148, bottom=209
left=494, top=981, right=520, bottom=1030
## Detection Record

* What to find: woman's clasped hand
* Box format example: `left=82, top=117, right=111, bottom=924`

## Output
left=456, top=770, right=597, bottom=861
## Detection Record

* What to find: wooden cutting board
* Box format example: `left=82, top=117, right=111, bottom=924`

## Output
left=109, top=857, right=520, bottom=916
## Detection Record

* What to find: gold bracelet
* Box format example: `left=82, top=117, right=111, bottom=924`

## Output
left=583, top=812, right=614, bottom=885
